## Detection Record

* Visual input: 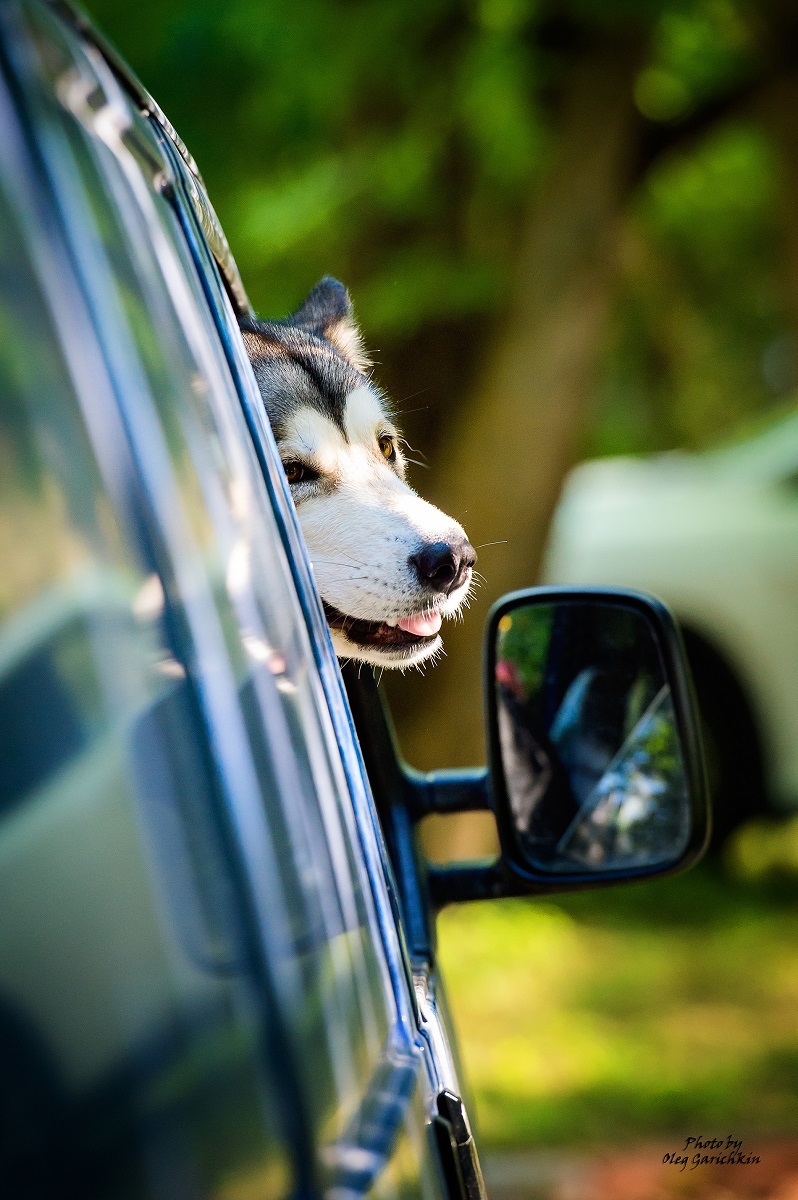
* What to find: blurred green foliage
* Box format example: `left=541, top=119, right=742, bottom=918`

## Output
left=593, top=123, right=784, bottom=459
left=84, top=0, right=794, bottom=461
left=85, top=0, right=544, bottom=330
left=439, top=864, right=798, bottom=1148
left=728, top=813, right=798, bottom=879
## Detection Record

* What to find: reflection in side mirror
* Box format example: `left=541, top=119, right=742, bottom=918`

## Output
left=487, top=589, right=709, bottom=882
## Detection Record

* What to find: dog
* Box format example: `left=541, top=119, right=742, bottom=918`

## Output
left=241, top=277, right=476, bottom=669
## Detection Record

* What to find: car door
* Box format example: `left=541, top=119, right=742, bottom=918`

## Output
left=0, top=1, right=453, bottom=1196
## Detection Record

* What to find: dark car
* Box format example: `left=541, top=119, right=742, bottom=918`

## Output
left=0, top=3, right=709, bottom=1198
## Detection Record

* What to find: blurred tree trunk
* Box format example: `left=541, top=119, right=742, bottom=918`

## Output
left=760, top=72, right=798, bottom=343
left=392, top=33, right=644, bottom=856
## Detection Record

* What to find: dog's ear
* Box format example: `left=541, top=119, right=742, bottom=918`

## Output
left=289, top=277, right=371, bottom=373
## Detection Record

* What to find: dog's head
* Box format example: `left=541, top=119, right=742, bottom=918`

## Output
left=241, top=277, right=476, bottom=668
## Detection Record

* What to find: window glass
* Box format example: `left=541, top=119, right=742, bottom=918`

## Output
left=0, top=107, right=291, bottom=1200
left=18, top=0, right=398, bottom=1161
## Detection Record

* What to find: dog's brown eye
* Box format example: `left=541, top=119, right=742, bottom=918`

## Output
left=378, top=435, right=395, bottom=462
left=283, top=461, right=317, bottom=485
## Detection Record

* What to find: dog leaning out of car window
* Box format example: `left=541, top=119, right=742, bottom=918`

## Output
left=241, top=278, right=476, bottom=669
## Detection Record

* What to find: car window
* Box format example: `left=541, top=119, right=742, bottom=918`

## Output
left=0, top=87, right=293, bottom=1199
left=1, top=5, right=435, bottom=1196
left=51, top=23, right=390, bottom=1060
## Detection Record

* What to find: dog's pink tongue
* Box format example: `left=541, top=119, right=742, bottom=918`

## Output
left=397, top=611, right=442, bottom=637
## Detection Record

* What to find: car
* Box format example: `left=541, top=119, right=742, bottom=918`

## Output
left=542, top=414, right=798, bottom=842
left=0, top=3, right=709, bottom=1198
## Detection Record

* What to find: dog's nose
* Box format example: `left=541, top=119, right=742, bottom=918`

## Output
left=410, top=539, right=477, bottom=594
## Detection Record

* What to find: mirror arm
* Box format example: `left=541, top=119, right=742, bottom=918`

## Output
left=427, top=861, right=510, bottom=907
left=427, top=857, right=664, bottom=907
left=404, top=767, right=492, bottom=821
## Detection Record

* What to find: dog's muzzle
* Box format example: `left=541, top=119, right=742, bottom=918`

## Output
left=322, top=534, right=477, bottom=662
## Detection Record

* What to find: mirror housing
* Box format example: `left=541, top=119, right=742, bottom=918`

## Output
left=484, top=587, right=709, bottom=890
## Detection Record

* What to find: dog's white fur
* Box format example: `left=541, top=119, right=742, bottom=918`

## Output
left=285, top=387, right=471, bottom=667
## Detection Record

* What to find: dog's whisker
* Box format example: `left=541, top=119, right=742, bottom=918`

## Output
left=316, top=570, right=371, bottom=581
left=313, top=554, right=369, bottom=568
left=474, top=540, right=508, bottom=549
left=313, top=557, right=365, bottom=566
left=394, top=405, right=430, bottom=419
left=395, top=387, right=431, bottom=407
left=314, top=562, right=370, bottom=572
left=398, top=437, right=428, bottom=459
left=404, top=457, right=430, bottom=470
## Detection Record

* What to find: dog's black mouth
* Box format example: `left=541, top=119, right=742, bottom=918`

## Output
left=322, top=602, right=440, bottom=651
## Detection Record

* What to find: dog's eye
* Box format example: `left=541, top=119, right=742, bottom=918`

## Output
left=378, top=435, right=396, bottom=462
left=283, top=461, right=317, bottom=485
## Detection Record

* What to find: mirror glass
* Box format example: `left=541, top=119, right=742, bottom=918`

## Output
left=494, top=601, right=691, bottom=874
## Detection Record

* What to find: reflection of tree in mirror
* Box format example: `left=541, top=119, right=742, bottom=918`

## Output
left=496, top=604, right=554, bottom=700
left=558, top=686, right=690, bottom=870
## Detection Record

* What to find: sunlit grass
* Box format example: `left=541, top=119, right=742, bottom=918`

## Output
left=437, top=863, right=798, bottom=1149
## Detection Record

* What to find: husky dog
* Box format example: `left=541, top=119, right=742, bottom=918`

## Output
left=241, top=277, right=476, bottom=668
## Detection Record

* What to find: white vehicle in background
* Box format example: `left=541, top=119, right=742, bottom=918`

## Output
left=542, top=410, right=798, bottom=842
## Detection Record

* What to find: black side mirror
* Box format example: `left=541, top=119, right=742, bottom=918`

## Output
left=341, top=586, right=709, bottom=910
left=485, top=587, right=709, bottom=888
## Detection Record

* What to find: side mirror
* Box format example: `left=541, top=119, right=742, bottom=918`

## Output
left=485, top=587, right=709, bottom=887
